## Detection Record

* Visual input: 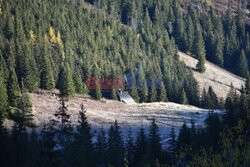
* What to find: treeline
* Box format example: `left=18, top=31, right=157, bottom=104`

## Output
left=0, top=77, right=249, bottom=167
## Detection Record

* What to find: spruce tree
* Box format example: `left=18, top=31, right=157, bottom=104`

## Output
left=70, top=104, right=95, bottom=167
left=73, top=68, right=85, bottom=94
left=14, top=90, right=34, bottom=127
left=0, top=71, right=8, bottom=117
left=129, top=88, right=139, bottom=103
left=148, top=118, right=161, bottom=161
left=148, top=81, right=157, bottom=102
left=177, top=122, right=191, bottom=150
left=107, top=120, right=124, bottom=167
left=186, top=16, right=194, bottom=52
left=40, top=120, right=59, bottom=167
left=238, top=49, right=249, bottom=78
left=134, top=127, right=148, bottom=166
left=126, top=128, right=135, bottom=167
left=174, top=12, right=187, bottom=51
left=40, top=43, right=55, bottom=90
left=111, top=88, right=118, bottom=100
left=57, top=63, right=76, bottom=98
left=7, top=66, right=21, bottom=108
left=180, top=89, right=189, bottom=105
left=95, top=129, right=107, bottom=167
left=0, top=110, right=10, bottom=166
left=54, top=97, right=73, bottom=167
left=157, top=82, right=168, bottom=102
left=194, top=24, right=206, bottom=73
left=168, top=127, right=177, bottom=155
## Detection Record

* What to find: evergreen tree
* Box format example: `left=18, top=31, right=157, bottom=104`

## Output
left=0, top=111, right=10, bottom=166
left=57, top=63, right=76, bottom=98
left=111, top=88, right=118, bottom=100
left=194, top=24, right=206, bottom=73
left=148, top=81, right=157, bottom=102
left=180, top=88, right=189, bottom=105
left=7, top=66, right=21, bottom=108
left=134, top=127, right=148, bottom=166
left=174, top=12, right=187, bottom=51
left=107, top=120, right=124, bottom=167
left=95, top=129, right=107, bottom=167
left=90, top=80, right=102, bottom=100
left=238, top=49, right=249, bottom=78
left=14, top=90, right=34, bottom=127
left=0, top=70, right=8, bottom=117
left=54, top=97, right=73, bottom=157
left=168, top=127, right=177, bottom=155
left=70, top=104, right=95, bottom=167
left=129, top=88, right=139, bottom=103
left=186, top=16, right=194, bottom=52
left=40, top=120, right=59, bottom=167
left=148, top=118, right=161, bottom=161
left=207, top=86, right=218, bottom=109
left=40, top=43, right=55, bottom=90
left=177, top=122, right=191, bottom=150
left=157, top=82, right=168, bottom=102
left=214, top=40, right=224, bottom=67
left=126, top=128, right=135, bottom=167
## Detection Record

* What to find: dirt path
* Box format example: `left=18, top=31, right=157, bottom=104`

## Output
left=178, top=51, right=246, bottom=99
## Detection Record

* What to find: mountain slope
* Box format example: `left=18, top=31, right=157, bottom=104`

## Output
left=178, top=51, right=246, bottom=99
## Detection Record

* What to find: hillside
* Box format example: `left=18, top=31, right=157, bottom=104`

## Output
left=178, top=51, right=246, bottom=99
left=30, top=92, right=213, bottom=139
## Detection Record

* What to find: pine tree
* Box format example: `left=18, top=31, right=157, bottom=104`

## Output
left=16, top=40, right=39, bottom=92
left=0, top=70, right=8, bottom=117
left=148, top=81, right=157, bottom=102
left=111, top=88, right=118, bottom=100
left=238, top=49, right=249, bottom=78
left=214, top=40, right=224, bottom=67
left=126, top=128, right=135, bottom=167
left=174, top=12, right=187, bottom=51
left=95, top=129, right=107, bottom=167
left=148, top=118, right=161, bottom=160
left=138, top=71, right=148, bottom=103
left=168, top=127, right=177, bottom=155
left=180, top=89, right=189, bottom=105
left=158, top=82, right=168, bottom=102
left=134, top=127, right=148, bottom=166
left=70, top=104, right=95, bottom=167
left=14, top=90, right=34, bottom=127
left=194, top=24, right=206, bottom=73
left=177, top=122, right=191, bottom=150
left=129, top=88, right=139, bottom=103
left=57, top=63, right=76, bottom=98
left=40, top=42, right=55, bottom=90
left=7, top=66, right=21, bottom=108
left=90, top=80, right=102, bottom=100
left=54, top=97, right=73, bottom=166
left=186, top=16, right=194, bottom=52
left=40, top=120, right=59, bottom=167
left=107, top=120, right=124, bottom=167
left=73, top=68, right=85, bottom=94
left=0, top=110, right=10, bottom=166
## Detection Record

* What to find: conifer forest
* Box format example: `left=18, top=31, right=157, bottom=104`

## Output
left=0, top=0, right=249, bottom=166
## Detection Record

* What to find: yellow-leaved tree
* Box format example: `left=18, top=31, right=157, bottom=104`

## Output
left=29, top=30, right=36, bottom=45
left=56, top=31, right=65, bottom=60
left=49, top=26, right=56, bottom=45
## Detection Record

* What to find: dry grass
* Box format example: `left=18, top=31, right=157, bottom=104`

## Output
left=30, top=93, right=213, bottom=140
